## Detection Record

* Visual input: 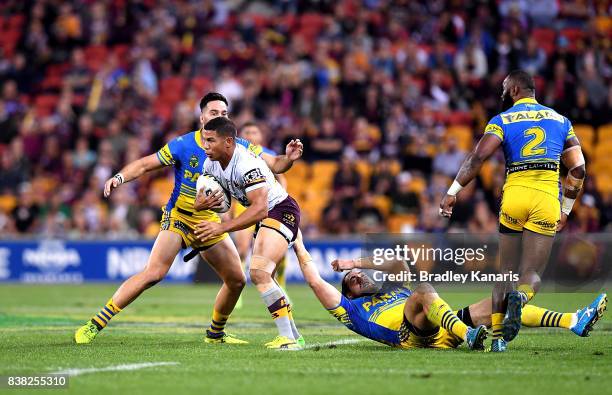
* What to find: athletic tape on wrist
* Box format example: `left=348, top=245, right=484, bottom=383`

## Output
left=447, top=180, right=463, bottom=196
left=114, top=173, right=125, bottom=185
left=561, top=196, right=575, bottom=215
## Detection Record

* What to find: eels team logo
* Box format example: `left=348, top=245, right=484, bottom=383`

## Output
left=189, top=155, right=199, bottom=168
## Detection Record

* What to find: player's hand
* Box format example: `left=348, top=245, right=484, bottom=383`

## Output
left=194, top=189, right=224, bottom=211
left=285, top=139, right=304, bottom=161
left=439, top=194, right=456, bottom=218
left=194, top=220, right=225, bottom=242
left=331, top=258, right=356, bottom=272
left=103, top=175, right=123, bottom=198
left=557, top=212, right=568, bottom=232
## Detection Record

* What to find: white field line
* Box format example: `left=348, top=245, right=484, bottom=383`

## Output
left=52, top=362, right=180, bottom=377
left=303, top=338, right=366, bottom=349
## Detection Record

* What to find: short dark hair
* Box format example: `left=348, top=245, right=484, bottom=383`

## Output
left=199, top=92, right=229, bottom=111
left=341, top=272, right=352, bottom=298
left=203, top=117, right=237, bottom=138
left=507, top=70, right=536, bottom=93
left=240, top=121, right=258, bottom=130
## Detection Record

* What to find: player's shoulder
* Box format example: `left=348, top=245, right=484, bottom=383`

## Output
left=237, top=137, right=265, bottom=157
left=167, top=130, right=198, bottom=150
left=485, top=114, right=505, bottom=140
left=236, top=144, right=263, bottom=164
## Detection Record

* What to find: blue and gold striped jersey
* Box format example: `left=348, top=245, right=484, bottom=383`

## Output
left=327, top=285, right=412, bottom=346
left=156, top=130, right=263, bottom=218
left=484, top=98, right=575, bottom=198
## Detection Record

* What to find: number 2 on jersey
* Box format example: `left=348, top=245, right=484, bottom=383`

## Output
left=521, top=127, right=547, bottom=158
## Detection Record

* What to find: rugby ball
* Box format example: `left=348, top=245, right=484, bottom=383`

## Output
left=196, top=174, right=231, bottom=213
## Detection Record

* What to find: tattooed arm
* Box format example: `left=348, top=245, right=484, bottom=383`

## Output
left=439, top=134, right=501, bottom=218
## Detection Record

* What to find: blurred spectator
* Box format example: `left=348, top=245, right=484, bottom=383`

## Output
left=454, top=41, right=488, bottom=81
left=0, top=0, right=609, bottom=238
left=311, top=118, right=344, bottom=160
left=355, top=193, right=385, bottom=233
left=432, top=137, right=467, bottom=179
left=333, top=156, right=362, bottom=205
left=391, top=172, right=420, bottom=214
left=11, top=185, right=39, bottom=233
left=519, top=37, right=547, bottom=76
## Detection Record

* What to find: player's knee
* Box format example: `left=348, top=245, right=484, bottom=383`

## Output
left=249, top=268, right=271, bottom=285
left=413, top=283, right=438, bottom=308
left=249, top=255, right=275, bottom=285
left=226, top=274, right=246, bottom=292
left=143, top=267, right=167, bottom=287
left=414, top=282, right=437, bottom=296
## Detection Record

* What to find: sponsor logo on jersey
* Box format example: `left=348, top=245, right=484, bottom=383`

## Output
left=283, top=212, right=296, bottom=226
left=243, top=168, right=265, bottom=186
left=532, top=220, right=556, bottom=229
left=501, top=211, right=519, bottom=225
left=173, top=220, right=190, bottom=235
left=501, top=110, right=564, bottom=124
left=189, top=155, right=199, bottom=168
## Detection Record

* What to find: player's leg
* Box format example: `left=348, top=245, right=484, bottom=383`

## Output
left=403, top=283, right=487, bottom=350
left=200, top=236, right=248, bottom=343
left=457, top=295, right=607, bottom=336
left=503, top=229, right=555, bottom=342
left=75, top=231, right=182, bottom=344
left=491, top=229, right=522, bottom=349
left=249, top=227, right=300, bottom=349
left=503, top=190, right=560, bottom=342
left=232, top=227, right=252, bottom=309
left=275, top=256, right=287, bottom=290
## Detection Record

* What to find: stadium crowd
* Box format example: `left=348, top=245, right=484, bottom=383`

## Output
left=0, top=0, right=611, bottom=238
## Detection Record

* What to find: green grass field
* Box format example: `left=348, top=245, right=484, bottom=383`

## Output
left=1, top=284, right=610, bottom=395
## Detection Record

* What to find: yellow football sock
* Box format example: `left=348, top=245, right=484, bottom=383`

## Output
left=491, top=313, right=504, bottom=340
left=517, top=284, right=535, bottom=306
left=91, top=298, right=122, bottom=330
left=208, top=309, right=230, bottom=336
left=521, top=305, right=575, bottom=329
left=426, top=297, right=468, bottom=340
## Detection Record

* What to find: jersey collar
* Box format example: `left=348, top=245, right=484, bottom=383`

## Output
left=513, top=97, right=538, bottom=106
left=194, top=129, right=205, bottom=150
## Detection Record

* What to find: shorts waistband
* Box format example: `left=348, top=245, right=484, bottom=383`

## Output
left=507, top=161, right=558, bottom=174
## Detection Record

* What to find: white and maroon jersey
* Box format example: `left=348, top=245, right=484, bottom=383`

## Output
left=202, top=144, right=288, bottom=210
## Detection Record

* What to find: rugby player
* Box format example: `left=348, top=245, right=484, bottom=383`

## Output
left=292, top=232, right=607, bottom=350
left=194, top=117, right=303, bottom=350
left=232, top=122, right=289, bottom=309
left=439, top=70, right=590, bottom=351
left=74, top=93, right=301, bottom=345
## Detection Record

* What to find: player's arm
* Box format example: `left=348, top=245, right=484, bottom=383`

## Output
left=261, top=139, right=303, bottom=174
left=293, top=231, right=342, bottom=309
left=558, top=136, right=586, bottom=231
left=103, top=154, right=164, bottom=197
left=439, top=133, right=501, bottom=217
left=223, top=186, right=269, bottom=233
left=275, top=173, right=287, bottom=189
left=331, top=256, right=409, bottom=276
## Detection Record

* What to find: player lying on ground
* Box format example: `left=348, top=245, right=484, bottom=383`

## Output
left=194, top=117, right=304, bottom=350
left=74, top=92, right=302, bottom=345
left=292, top=233, right=607, bottom=350
left=440, top=70, right=587, bottom=352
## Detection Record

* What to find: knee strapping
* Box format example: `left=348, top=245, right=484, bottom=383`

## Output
left=250, top=255, right=276, bottom=275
